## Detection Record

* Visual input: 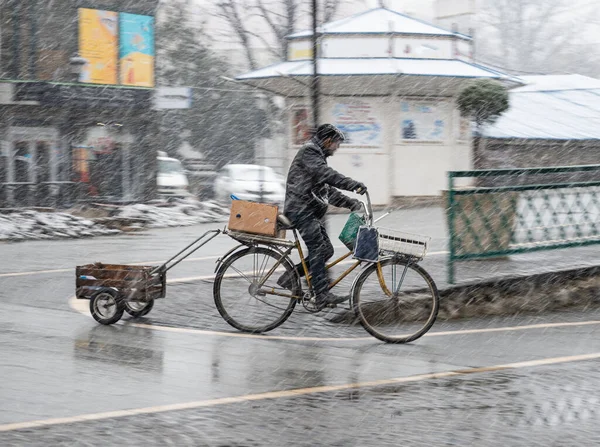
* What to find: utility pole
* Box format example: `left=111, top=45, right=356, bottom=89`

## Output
left=311, top=0, right=320, bottom=129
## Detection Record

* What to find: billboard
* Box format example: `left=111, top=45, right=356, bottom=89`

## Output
left=119, top=13, right=155, bottom=87
left=78, top=9, right=118, bottom=84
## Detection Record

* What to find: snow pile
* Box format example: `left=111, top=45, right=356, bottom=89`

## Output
left=0, top=210, right=121, bottom=241
left=0, top=199, right=231, bottom=242
left=115, top=199, right=230, bottom=228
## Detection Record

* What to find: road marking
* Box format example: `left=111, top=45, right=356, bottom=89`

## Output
left=68, top=287, right=600, bottom=342
left=0, top=250, right=450, bottom=279
left=128, top=319, right=600, bottom=342
left=0, top=268, right=71, bottom=277
left=1, top=351, right=599, bottom=432
left=0, top=256, right=221, bottom=278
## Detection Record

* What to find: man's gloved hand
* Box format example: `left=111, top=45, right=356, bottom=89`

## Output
left=352, top=181, right=367, bottom=195
left=350, top=200, right=363, bottom=212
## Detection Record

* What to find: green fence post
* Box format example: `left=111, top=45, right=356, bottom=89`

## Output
left=447, top=172, right=456, bottom=284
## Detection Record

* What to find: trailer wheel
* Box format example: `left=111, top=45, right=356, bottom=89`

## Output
left=124, top=299, right=154, bottom=318
left=90, top=289, right=124, bottom=325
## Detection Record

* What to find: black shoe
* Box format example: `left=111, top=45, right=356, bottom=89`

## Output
left=315, top=291, right=350, bottom=309
left=276, top=271, right=294, bottom=290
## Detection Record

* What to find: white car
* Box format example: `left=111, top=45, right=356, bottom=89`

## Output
left=214, top=164, right=285, bottom=206
left=157, top=153, right=190, bottom=197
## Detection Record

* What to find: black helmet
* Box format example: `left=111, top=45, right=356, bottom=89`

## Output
left=315, top=123, right=346, bottom=143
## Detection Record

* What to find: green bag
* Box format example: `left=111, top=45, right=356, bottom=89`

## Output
left=339, top=212, right=366, bottom=250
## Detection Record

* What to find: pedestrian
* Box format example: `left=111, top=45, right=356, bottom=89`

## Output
left=278, top=123, right=367, bottom=309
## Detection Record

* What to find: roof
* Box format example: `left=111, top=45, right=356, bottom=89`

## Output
left=287, top=7, right=470, bottom=39
left=237, top=58, right=512, bottom=80
left=483, top=75, right=600, bottom=140
left=511, top=74, right=600, bottom=92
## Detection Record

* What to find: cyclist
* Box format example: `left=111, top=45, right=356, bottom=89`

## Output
left=278, top=123, right=366, bottom=309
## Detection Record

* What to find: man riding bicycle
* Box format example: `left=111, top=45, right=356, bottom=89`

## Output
left=278, top=124, right=367, bottom=309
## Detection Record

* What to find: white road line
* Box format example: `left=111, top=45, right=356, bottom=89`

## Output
left=67, top=290, right=600, bottom=342
left=127, top=319, right=600, bottom=342
left=1, top=351, right=599, bottom=432
left=1, top=250, right=449, bottom=279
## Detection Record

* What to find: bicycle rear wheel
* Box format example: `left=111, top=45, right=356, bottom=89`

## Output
left=353, top=257, right=439, bottom=343
left=213, top=246, right=299, bottom=333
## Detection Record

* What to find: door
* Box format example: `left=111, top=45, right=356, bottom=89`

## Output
left=35, top=142, right=51, bottom=183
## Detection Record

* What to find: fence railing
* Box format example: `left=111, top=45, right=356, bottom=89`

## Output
left=0, top=182, right=84, bottom=209
left=447, top=165, right=600, bottom=283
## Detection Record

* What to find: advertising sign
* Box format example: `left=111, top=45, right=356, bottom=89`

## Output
left=331, top=101, right=382, bottom=147
left=153, top=87, right=192, bottom=110
left=119, top=13, right=155, bottom=87
left=291, top=106, right=312, bottom=145
left=78, top=9, right=118, bottom=84
left=400, top=101, right=446, bottom=142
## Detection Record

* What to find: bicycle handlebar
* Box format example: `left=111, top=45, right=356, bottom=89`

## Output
left=360, top=190, right=374, bottom=226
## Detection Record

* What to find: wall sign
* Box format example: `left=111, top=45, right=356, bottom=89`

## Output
left=331, top=101, right=382, bottom=147
left=400, top=101, right=447, bottom=142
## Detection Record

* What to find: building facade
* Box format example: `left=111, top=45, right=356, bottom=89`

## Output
left=0, top=0, right=159, bottom=207
left=237, top=7, right=518, bottom=205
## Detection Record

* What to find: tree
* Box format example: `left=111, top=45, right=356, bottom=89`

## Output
left=477, top=0, right=600, bottom=76
left=157, top=1, right=267, bottom=167
left=214, top=0, right=349, bottom=71
left=457, top=79, right=510, bottom=168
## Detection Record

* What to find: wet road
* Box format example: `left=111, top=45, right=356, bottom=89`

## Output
left=1, top=209, right=599, bottom=446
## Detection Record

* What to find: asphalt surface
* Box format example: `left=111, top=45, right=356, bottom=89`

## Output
left=1, top=207, right=599, bottom=446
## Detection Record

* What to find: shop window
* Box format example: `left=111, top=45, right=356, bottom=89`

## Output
left=14, top=142, right=31, bottom=183
left=90, top=144, right=122, bottom=198
left=35, top=142, right=51, bottom=183
left=0, top=154, right=6, bottom=183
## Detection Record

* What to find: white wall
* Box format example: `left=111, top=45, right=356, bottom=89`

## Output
left=286, top=95, right=473, bottom=204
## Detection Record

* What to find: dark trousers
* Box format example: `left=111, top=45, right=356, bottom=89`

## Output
left=288, top=213, right=334, bottom=296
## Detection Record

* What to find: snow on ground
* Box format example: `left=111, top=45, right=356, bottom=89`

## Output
left=116, top=199, right=229, bottom=228
left=0, top=211, right=121, bottom=241
left=0, top=199, right=230, bottom=241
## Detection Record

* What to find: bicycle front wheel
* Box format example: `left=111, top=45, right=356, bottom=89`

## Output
left=213, top=246, right=299, bottom=333
left=353, top=257, right=439, bottom=343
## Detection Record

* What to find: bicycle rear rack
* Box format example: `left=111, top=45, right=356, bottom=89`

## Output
left=225, top=229, right=296, bottom=248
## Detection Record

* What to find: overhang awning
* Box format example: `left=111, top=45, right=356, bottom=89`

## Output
left=236, top=58, right=522, bottom=96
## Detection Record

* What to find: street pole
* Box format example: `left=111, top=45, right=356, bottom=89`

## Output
left=311, top=0, right=320, bottom=129
left=255, top=94, right=267, bottom=203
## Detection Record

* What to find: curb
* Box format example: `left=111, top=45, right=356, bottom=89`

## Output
left=330, top=265, right=600, bottom=324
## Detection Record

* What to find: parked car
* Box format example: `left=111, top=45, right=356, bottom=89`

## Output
left=214, top=164, right=285, bottom=206
left=183, top=158, right=217, bottom=200
left=157, top=152, right=190, bottom=198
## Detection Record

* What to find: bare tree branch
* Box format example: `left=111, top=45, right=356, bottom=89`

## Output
left=216, top=1, right=259, bottom=70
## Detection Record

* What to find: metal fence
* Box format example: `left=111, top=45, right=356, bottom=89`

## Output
left=0, top=182, right=84, bottom=209
left=447, top=165, right=600, bottom=283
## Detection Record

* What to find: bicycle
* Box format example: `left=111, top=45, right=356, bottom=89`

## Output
left=213, top=191, right=440, bottom=343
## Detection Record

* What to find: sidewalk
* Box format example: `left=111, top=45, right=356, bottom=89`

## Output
left=353, top=205, right=600, bottom=320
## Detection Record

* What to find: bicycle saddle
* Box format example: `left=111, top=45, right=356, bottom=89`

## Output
left=277, top=214, right=294, bottom=230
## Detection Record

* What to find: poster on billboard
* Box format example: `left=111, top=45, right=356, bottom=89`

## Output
left=78, top=9, right=118, bottom=84
left=331, top=101, right=382, bottom=147
left=119, top=13, right=155, bottom=87
left=400, top=101, right=447, bottom=142
left=291, top=106, right=312, bottom=145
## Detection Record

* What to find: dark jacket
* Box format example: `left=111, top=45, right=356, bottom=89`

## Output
left=284, top=137, right=359, bottom=220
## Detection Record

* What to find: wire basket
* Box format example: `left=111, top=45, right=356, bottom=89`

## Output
left=377, top=228, right=431, bottom=258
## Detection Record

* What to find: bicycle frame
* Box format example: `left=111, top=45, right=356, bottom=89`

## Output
left=222, top=191, right=407, bottom=301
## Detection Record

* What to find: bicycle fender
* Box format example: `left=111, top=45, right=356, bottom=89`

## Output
left=348, top=256, right=395, bottom=305
left=214, top=244, right=246, bottom=273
